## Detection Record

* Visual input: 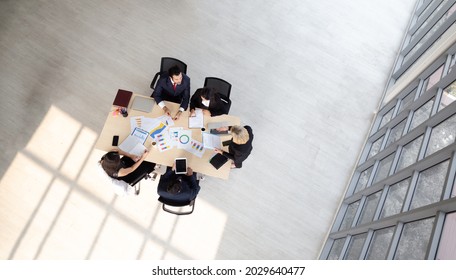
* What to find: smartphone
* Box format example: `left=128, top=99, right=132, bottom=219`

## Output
left=175, top=158, right=187, bottom=174
left=222, top=139, right=232, bottom=146
left=112, top=135, right=119, bottom=146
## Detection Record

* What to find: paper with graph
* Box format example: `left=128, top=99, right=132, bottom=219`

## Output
left=184, top=138, right=205, bottom=158
left=202, top=132, right=221, bottom=149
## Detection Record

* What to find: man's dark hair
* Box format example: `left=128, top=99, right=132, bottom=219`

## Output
left=168, top=65, right=182, bottom=77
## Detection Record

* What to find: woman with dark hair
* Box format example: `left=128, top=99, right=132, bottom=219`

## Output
left=99, top=149, right=155, bottom=185
left=189, top=87, right=225, bottom=117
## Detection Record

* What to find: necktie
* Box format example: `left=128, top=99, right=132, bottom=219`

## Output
left=173, top=83, right=177, bottom=91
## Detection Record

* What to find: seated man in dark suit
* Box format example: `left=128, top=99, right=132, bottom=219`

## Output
left=157, top=166, right=200, bottom=203
left=152, top=65, right=191, bottom=121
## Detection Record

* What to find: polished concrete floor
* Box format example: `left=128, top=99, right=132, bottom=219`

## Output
left=0, top=0, right=416, bottom=259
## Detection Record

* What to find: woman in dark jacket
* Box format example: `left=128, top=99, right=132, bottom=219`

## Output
left=214, top=125, right=254, bottom=168
left=189, top=87, right=226, bottom=117
left=99, top=149, right=155, bottom=184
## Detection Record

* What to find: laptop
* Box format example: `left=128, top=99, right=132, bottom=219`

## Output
left=131, top=96, right=154, bottom=113
left=208, top=121, right=229, bottom=134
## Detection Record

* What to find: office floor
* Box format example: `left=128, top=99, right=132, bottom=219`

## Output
left=0, top=0, right=416, bottom=259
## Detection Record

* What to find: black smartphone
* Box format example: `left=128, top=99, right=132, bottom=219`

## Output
left=112, top=135, right=119, bottom=146
left=175, top=158, right=187, bottom=174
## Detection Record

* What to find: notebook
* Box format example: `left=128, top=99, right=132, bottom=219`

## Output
left=210, top=153, right=228, bottom=169
left=113, top=89, right=133, bottom=107
left=131, top=96, right=154, bottom=113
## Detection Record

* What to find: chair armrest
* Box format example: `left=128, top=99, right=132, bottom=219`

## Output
left=150, top=72, right=161, bottom=89
left=128, top=171, right=149, bottom=186
left=221, top=98, right=231, bottom=114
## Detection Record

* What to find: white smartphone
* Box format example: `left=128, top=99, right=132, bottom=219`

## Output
left=175, top=158, right=187, bottom=174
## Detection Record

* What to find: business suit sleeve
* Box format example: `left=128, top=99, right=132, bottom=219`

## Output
left=187, top=174, right=200, bottom=199
left=222, top=150, right=235, bottom=161
left=153, top=77, right=166, bottom=104
left=180, top=75, right=191, bottom=110
left=157, top=168, right=173, bottom=196
left=189, top=90, right=200, bottom=111
left=209, top=101, right=226, bottom=116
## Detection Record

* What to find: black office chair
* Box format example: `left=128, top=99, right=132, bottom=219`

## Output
left=129, top=171, right=159, bottom=194
left=118, top=161, right=158, bottom=195
left=156, top=169, right=200, bottom=215
left=158, top=196, right=195, bottom=215
left=204, top=77, right=232, bottom=114
left=150, top=57, right=188, bottom=91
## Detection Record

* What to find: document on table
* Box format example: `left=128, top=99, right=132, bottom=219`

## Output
left=202, top=132, right=221, bottom=149
left=184, top=138, right=205, bottom=158
left=130, top=116, right=167, bottom=138
left=188, top=108, right=204, bottom=128
left=169, top=127, right=183, bottom=147
left=118, top=134, right=147, bottom=157
left=177, top=130, right=192, bottom=149
left=131, top=127, right=149, bottom=144
left=157, top=114, right=174, bottom=126
left=155, top=130, right=172, bottom=152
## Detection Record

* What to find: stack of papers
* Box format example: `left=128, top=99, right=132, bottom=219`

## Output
left=188, top=108, right=204, bottom=128
left=118, top=134, right=147, bottom=157
left=202, top=133, right=222, bottom=149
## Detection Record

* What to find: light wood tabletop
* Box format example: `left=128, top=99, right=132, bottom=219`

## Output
left=95, top=93, right=240, bottom=180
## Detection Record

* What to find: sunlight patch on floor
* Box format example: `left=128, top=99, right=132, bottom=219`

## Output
left=1, top=104, right=229, bottom=260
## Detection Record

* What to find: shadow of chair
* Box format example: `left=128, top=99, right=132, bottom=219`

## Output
left=158, top=196, right=195, bottom=215
left=150, top=57, right=188, bottom=91
left=204, top=77, right=232, bottom=114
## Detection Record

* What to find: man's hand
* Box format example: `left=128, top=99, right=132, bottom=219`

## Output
left=173, top=110, right=182, bottom=120
left=216, top=126, right=229, bottom=132
left=163, top=106, right=171, bottom=117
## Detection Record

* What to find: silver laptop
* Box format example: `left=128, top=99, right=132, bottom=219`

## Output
left=207, top=121, right=228, bottom=130
left=208, top=121, right=229, bottom=134
left=131, top=96, right=154, bottom=113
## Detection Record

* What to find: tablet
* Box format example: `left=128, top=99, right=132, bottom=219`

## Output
left=175, top=158, right=187, bottom=174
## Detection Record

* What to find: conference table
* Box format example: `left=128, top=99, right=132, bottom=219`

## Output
left=95, top=93, right=240, bottom=179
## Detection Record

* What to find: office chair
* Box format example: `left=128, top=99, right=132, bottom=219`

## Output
left=156, top=170, right=200, bottom=215
left=150, top=57, right=188, bottom=91
left=114, top=170, right=157, bottom=196
left=158, top=196, right=195, bottom=215
left=204, top=77, right=232, bottom=114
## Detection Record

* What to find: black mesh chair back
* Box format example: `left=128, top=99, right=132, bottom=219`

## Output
left=150, top=57, right=188, bottom=90
left=204, top=77, right=231, bottom=99
left=204, top=77, right=232, bottom=114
